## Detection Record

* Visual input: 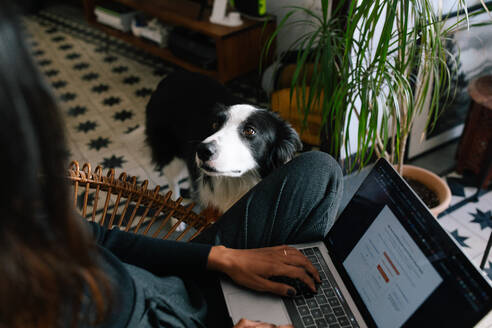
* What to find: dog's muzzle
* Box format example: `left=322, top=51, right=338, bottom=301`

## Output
left=196, top=141, right=218, bottom=162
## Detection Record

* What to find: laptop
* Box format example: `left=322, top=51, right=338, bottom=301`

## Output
left=220, top=158, right=492, bottom=327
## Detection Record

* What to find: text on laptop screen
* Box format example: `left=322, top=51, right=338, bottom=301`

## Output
left=326, top=159, right=491, bottom=327
left=343, top=205, right=442, bottom=328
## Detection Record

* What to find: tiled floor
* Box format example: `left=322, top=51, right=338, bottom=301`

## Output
left=439, top=174, right=492, bottom=279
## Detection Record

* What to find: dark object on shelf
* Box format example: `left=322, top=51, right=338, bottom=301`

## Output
left=96, top=0, right=133, bottom=14
left=168, top=27, right=217, bottom=70
left=234, top=0, right=266, bottom=17
left=456, top=75, right=492, bottom=191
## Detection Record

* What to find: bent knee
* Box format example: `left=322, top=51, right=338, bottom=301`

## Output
left=293, top=151, right=341, bottom=177
left=286, top=151, right=342, bottom=193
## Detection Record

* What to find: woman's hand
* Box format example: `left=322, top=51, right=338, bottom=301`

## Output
left=207, top=245, right=320, bottom=297
left=233, top=318, right=293, bottom=328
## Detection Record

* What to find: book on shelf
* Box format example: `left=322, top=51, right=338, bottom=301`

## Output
left=94, top=2, right=137, bottom=32
left=131, top=14, right=171, bottom=46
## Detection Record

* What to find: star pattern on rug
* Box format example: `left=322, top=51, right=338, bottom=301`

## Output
left=76, top=120, right=97, bottom=133
left=135, top=87, right=153, bottom=97
left=68, top=105, right=87, bottom=117
left=103, top=55, right=118, bottom=63
left=45, top=27, right=58, bottom=34
left=82, top=72, right=99, bottom=81
left=51, top=35, right=65, bottom=42
left=38, top=59, right=52, bottom=66
left=66, top=52, right=81, bottom=60
left=91, top=84, right=109, bottom=93
left=60, top=92, right=77, bottom=102
left=113, top=109, right=133, bottom=122
left=73, top=62, right=89, bottom=70
left=59, top=44, right=73, bottom=50
left=100, top=155, right=126, bottom=169
left=446, top=177, right=466, bottom=197
left=124, top=124, right=140, bottom=134
left=88, top=137, right=111, bottom=151
left=470, top=209, right=492, bottom=230
left=77, top=192, right=95, bottom=208
left=449, top=229, right=470, bottom=248
left=103, top=96, right=121, bottom=106
left=132, top=176, right=145, bottom=186
left=44, top=69, right=59, bottom=77
left=52, top=80, right=67, bottom=89
left=123, top=76, right=140, bottom=85
left=32, top=49, right=45, bottom=57
left=112, top=65, right=128, bottom=74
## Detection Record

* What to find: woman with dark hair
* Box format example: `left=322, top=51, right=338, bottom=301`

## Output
left=0, top=1, right=343, bottom=328
left=0, top=1, right=111, bottom=327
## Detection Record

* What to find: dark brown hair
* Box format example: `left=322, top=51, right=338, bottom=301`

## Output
left=0, top=1, right=111, bottom=327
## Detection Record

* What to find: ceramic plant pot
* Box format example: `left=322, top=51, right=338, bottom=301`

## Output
left=401, top=164, right=451, bottom=217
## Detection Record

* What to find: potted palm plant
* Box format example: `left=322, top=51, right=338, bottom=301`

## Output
left=265, top=0, right=489, bottom=216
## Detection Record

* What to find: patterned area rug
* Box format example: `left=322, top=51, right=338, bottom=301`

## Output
left=439, top=174, right=492, bottom=283
left=24, top=9, right=266, bottom=196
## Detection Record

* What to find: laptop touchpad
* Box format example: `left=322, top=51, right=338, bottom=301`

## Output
left=224, top=290, right=291, bottom=325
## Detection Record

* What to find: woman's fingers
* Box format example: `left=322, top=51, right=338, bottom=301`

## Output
left=256, top=276, right=297, bottom=297
left=250, top=246, right=320, bottom=293
left=280, top=247, right=321, bottom=283
left=234, top=318, right=293, bottom=328
left=211, top=245, right=321, bottom=297
left=277, top=264, right=317, bottom=293
left=256, top=265, right=317, bottom=295
left=234, top=318, right=273, bottom=327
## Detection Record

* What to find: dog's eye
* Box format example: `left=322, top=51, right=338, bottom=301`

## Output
left=243, top=127, right=256, bottom=137
left=212, top=122, right=219, bottom=130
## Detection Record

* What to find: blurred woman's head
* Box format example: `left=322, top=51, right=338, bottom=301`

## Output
left=0, top=1, right=110, bottom=327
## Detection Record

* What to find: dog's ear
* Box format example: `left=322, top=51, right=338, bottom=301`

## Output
left=268, top=115, right=303, bottom=170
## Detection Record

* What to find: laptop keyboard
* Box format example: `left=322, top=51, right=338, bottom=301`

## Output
left=281, top=247, right=359, bottom=328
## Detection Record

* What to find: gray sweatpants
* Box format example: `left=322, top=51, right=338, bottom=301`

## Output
left=128, top=151, right=343, bottom=328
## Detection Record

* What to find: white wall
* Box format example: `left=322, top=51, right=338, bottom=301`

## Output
left=430, top=0, right=483, bottom=16
left=266, top=0, right=324, bottom=54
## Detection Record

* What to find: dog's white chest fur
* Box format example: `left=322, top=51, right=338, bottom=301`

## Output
left=197, top=170, right=261, bottom=213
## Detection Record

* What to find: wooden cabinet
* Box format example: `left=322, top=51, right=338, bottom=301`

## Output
left=82, top=0, right=275, bottom=82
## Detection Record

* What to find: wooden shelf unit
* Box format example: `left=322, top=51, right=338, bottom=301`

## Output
left=82, top=0, right=275, bottom=82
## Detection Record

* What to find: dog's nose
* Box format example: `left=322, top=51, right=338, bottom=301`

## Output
left=197, top=141, right=217, bottom=161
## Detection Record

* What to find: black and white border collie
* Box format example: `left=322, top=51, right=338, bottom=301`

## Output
left=145, top=71, right=302, bottom=218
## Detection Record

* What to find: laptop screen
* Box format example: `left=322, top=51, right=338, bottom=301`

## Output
left=326, top=159, right=491, bottom=328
